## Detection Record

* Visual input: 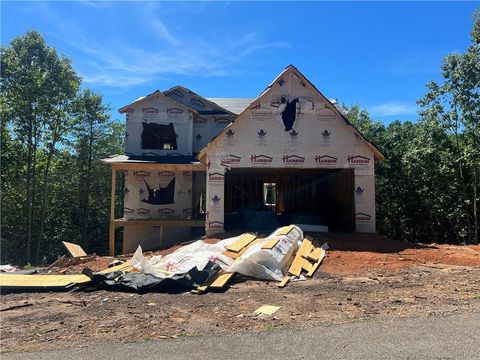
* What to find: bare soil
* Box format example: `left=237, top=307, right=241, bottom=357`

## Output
left=1, top=233, right=479, bottom=353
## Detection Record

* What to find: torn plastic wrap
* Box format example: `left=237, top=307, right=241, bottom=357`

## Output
left=82, top=262, right=220, bottom=294
left=129, top=236, right=241, bottom=278
left=226, top=226, right=303, bottom=281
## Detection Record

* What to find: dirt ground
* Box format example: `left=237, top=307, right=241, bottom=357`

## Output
left=1, top=233, right=479, bottom=353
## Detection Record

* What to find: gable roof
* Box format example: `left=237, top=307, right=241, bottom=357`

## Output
left=206, top=98, right=254, bottom=115
left=164, top=85, right=236, bottom=116
left=198, top=65, right=385, bottom=161
left=118, top=90, right=198, bottom=114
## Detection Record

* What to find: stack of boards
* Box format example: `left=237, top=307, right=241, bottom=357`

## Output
left=194, top=225, right=326, bottom=294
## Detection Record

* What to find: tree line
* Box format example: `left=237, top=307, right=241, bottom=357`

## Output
left=1, top=31, right=124, bottom=264
left=344, top=11, right=479, bottom=245
left=1, top=14, right=479, bottom=264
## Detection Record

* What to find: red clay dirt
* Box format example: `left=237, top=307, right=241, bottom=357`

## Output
left=1, top=233, right=479, bottom=354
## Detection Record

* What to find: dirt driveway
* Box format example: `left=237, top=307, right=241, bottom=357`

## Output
left=1, top=233, right=479, bottom=353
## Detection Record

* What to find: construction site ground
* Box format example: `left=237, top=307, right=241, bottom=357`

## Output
left=1, top=233, right=479, bottom=354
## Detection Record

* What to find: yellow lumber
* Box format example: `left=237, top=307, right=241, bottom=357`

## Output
left=209, top=272, right=234, bottom=289
left=223, top=248, right=245, bottom=259
left=261, top=238, right=279, bottom=250
left=288, top=239, right=313, bottom=276
left=226, top=233, right=257, bottom=252
left=223, top=238, right=262, bottom=258
left=278, top=276, right=290, bottom=288
left=276, top=225, right=295, bottom=236
left=306, top=249, right=326, bottom=277
left=0, top=274, right=90, bottom=288
left=306, top=247, right=323, bottom=262
left=99, top=261, right=132, bottom=273
left=62, top=241, right=88, bottom=258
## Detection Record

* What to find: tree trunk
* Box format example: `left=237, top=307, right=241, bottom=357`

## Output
left=81, top=122, right=94, bottom=247
left=35, top=142, right=55, bottom=262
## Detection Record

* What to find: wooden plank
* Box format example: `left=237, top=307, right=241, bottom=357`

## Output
left=276, top=225, right=295, bottom=236
left=0, top=274, right=91, bottom=288
left=226, top=233, right=257, bottom=252
left=288, top=239, right=313, bottom=277
left=109, top=167, right=116, bottom=256
left=278, top=276, right=290, bottom=288
left=99, top=261, right=132, bottom=274
left=209, top=273, right=234, bottom=289
left=306, top=247, right=323, bottom=262
left=111, top=162, right=206, bottom=172
left=261, top=238, right=279, bottom=250
left=223, top=248, right=246, bottom=259
left=306, top=249, right=326, bottom=277
left=62, top=242, right=88, bottom=258
left=223, top=238, right=261, bottom=259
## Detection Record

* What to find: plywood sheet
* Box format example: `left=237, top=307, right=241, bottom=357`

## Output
left=276, top=225, right=295, bottom=236
left=226, top=233, right=257, bottom=252
left=62, top=241, right=88, bottom=258
left=0, top=274, right=90, bottom=290
left=261, top=238, right=279, bottom=250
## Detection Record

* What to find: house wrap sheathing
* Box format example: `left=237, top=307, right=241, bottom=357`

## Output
left=199, top=65, right=383, bottom=235
left=105, top=65, right=383, bottom=255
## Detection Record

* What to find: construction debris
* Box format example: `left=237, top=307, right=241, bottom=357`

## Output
left=254, top=305, right=281, bottom=316
left=62, top=241, right=88, bottom=258
left=0, top=225, right=328, bottom=294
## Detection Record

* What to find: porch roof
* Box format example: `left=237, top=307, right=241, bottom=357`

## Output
left=102, top=154, right=205, bottom=171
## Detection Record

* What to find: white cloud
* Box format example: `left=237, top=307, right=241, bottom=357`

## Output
left=34, top=2, right=289, bottom=88
left=370, top=102, right=418, bottom=117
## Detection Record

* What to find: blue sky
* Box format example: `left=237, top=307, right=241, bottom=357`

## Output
left=1, top=1, right=478, bottom=123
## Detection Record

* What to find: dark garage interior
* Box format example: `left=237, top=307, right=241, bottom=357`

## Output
left=224, top=168, right=355, bottom=232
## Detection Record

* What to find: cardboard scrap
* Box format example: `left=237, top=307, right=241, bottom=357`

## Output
left=62, top=241, right=88, bottom=258
left=254, top=305, right=281, bottom=316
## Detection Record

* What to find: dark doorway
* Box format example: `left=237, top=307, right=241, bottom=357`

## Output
left=224, top=168, right=355, bottom=231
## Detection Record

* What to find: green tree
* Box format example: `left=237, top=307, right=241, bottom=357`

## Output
left=418, top=11, right=480, bottom=243
left=1, top=30, right=81, bottom=261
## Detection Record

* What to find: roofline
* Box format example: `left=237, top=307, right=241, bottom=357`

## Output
left=118, top=89, right=199, bottom=115
left=164, top=85, right=237, bottom=116
left=198, top=65, right=385, bottom=162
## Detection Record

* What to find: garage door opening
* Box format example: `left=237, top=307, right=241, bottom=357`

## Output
left=224, top=168, right=355, bottom=232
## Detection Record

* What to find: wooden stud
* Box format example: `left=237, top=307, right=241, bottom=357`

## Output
left=109, top=167, right=116, bottom=256
left=278, top=276, right=291, bottom=288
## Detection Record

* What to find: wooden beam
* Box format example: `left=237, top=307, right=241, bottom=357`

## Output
left=109, top=168, right=116, bottom=256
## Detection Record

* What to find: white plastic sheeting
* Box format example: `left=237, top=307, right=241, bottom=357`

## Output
left=130, top=225, right=304, bottom=281
left=226, top=226, right=303, bottom=281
